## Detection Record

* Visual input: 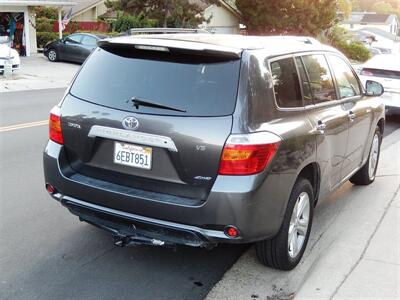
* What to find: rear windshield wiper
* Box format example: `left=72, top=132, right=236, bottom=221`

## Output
left=131, top=96, right=186, bottom=113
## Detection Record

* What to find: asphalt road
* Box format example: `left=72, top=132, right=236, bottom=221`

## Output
left=0, top=88, right=246, bottom=300
left=1, top=88, right=399, bottom=300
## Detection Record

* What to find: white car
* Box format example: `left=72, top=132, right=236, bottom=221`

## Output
left=0, top=37, right=20, bottom=73
left=359, top=54, right=400, bottom=114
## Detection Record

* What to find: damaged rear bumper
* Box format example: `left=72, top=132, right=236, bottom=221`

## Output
left=56, top=194, right=229, bottom=249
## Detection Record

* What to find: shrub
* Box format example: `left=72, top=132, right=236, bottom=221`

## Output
left=35, top=7, right=58, bottom=20
left=36, top=17, right=54, bottom=32
left=111, top=13, right=158, bottom=32
left=36, top=32, right=59, bottom=48
left=341, top=41, right=371, bottom=62
left=323, top=25, right=371, bottom=62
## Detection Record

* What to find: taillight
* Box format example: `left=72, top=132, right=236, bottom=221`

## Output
left=49, top=106, right=64, bottom=144
left=360, top=69, right=374, bottom=76
left=218, top=132, right=281, bottom=175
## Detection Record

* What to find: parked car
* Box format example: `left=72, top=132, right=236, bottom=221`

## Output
left=359, top=54, right=400, bottom=114
left=0, top=36, right=20, bottom=73
left=43, top=33, right=107, bottom=64
left=43, top=34, right=385, bottom=270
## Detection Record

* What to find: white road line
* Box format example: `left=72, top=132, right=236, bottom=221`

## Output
left=0, top=120, right=48, bottom=132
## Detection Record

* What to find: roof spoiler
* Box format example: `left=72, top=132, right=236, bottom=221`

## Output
left=97, top=37, right=242, bottom=59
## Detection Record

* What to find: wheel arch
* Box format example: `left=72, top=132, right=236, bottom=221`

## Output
left=296, top=162, right=321, bottom=206
left=377, top=118, right=385, bottom=136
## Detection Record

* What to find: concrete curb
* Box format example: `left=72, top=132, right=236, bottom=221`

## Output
left=207, top=129, right=400, bottom=300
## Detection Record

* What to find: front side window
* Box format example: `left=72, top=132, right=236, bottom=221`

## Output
left=270, top=57, right=303, bottom=108
left=302, top=54, right=336, bottom=103
left=329, top=55, right=361, bottom=99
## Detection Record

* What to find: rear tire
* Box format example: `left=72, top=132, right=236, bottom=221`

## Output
left=350, top=126, right=381, bottom=185
left=47, top=49, right=58, bottom=62
left=255, top=178, right=314, bottom=270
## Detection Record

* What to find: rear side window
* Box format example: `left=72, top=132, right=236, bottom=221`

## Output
left=270, top=57, right=303, bottom=108
left=81, top=35, right=97, bottom=46
left=295, top=57, right=313, bottom=105
left=329, top=55, right=361, bottom=99
left=69, top=48, right=240, bottom=117
left=302, top=55, right=336, bottom=103
left=66, top=34, right=82, bottom=44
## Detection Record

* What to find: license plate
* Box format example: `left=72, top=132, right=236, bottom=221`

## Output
left=114, top=142, right=152, bottom=170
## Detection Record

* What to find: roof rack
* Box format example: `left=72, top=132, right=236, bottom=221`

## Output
left=128, top=28, right=211, bottom=35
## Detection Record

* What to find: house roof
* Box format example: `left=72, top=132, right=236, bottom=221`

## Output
left=1, top=0, right=75, bottom=5
left=67, top=0, right=103, bottom=16
left=360, top=13, right=392, bottom=24
left=342, top=12, right=397, bottom=25
left=352, top=27, right=400, bottom=42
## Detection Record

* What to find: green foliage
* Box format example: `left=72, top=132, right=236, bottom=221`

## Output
left=342, top=41, right=371, bottom=62
left=34, top=7, right=58, bottom=20
left=111, top=13, right=158, bottom=32
left=106, top=0, right=218, bottom=28
left=36, top=17, right=54, bottom=32
left=325, top=26, right=371, bottom=62
left=236, top=0, right=339, bottom=35
left=36, top=32, right=59, bottom=48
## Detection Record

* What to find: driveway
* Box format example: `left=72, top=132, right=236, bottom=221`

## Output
left=0, top=55, right=80, bottom=93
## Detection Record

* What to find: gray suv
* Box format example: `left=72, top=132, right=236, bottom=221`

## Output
left=43, top=34, right=385, bottom=270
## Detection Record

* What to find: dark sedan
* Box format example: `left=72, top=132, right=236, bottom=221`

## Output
left=43, top=33, right=107, bottom=64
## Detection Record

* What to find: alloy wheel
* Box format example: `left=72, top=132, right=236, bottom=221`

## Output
left=368, top=133, right=380, bottom=180
left=288, top=191, right=310, bottom=258
left=48, top=50, right=57, bottom=61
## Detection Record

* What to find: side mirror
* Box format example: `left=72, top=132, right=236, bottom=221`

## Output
left=365, top=80, right=384, bottom=97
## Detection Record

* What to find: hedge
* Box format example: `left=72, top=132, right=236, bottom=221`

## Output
left=36, top=32, right=59, bottom=48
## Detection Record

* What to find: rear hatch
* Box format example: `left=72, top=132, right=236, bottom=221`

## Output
left=60, top=38, right=241, bottom=203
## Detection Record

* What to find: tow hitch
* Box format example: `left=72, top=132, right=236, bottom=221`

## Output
left=113, top=234, right=169, bottom=248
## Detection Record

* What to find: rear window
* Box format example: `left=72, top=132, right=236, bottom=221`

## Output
left=69, top=48, right=241, bottom=116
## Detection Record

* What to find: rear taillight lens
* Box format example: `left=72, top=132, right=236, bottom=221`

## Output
left=218, top=132, right=281, bottom=175
left=49, top=106, right=64, bottom=144
left=360, top=69, right=374, bottom=76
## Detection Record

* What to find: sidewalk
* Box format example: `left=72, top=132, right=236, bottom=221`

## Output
left=207, top=129, right=400, bottom=300
left=0, top=55, right=80, bottom=93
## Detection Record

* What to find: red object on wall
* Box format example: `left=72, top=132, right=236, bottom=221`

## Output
left=53, top=21, right=109, bottom=33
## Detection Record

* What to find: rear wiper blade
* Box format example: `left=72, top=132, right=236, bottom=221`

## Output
left=131, top=96, right=186, bottom=113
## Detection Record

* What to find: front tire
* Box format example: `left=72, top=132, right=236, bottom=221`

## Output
left=350, top=126, right=381, bottom=185
left=255, top=178, right=314, bottom=270
left=47, top=49, right=58, bottom=62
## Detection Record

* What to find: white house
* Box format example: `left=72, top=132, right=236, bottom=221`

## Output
left=67, top=0, right=108, bottom=22
left=0, top=0, right=75, bottom=56
left=201, top=0, right=241, bottom=34
left=341, top=12, right=399, bottom=35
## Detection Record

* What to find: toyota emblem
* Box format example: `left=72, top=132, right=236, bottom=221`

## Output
left=122, top=116, right=139, bottom=131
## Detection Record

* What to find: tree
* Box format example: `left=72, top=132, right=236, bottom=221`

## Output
left=106, top=0, right=218, bottom=28
left=236, top=0, right=339, bottom=36
left=372, top=1, right=395, bottom=13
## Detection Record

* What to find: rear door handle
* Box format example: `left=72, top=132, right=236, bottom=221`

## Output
left=317, top=121, right=326, bottom=134
left=349, top=111, right=356, bottom=121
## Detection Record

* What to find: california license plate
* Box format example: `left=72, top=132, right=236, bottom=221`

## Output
left=114, top=142, right=152, bottom=170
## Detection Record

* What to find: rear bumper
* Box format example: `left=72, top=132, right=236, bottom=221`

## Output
left=44, top=140, right=294, bottom=245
